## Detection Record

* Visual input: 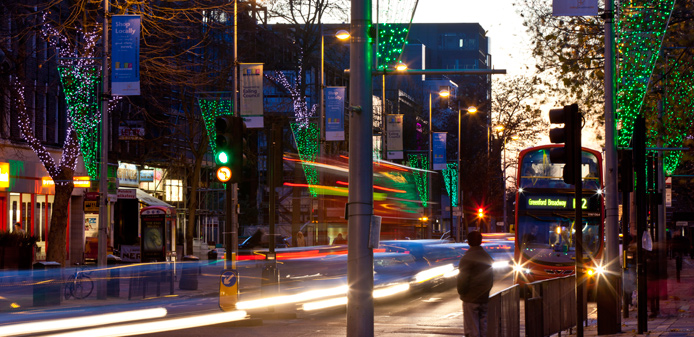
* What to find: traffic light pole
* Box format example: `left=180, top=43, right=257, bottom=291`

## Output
left=574, top=123, right=584, bottom=337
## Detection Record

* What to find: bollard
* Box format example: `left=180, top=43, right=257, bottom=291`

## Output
left=179, top=255, right=200, bottom=290
left=260, top=263, right=280, bottom=297
left=33, top=261, right=62, bottom=307
left=107, top=255, right=122, bottom=297
left=207, top=250, right=218, bottom=261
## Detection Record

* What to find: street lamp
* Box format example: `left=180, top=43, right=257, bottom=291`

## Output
left=428, top=88, right=449, bottom=238
left=456, top=104, right=477, bottom=242
left=318, top=28, right=349, bottom=244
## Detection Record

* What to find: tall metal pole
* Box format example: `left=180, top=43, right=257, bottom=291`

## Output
left=575, top=117, right=584, bottom=337
left=347, top=0, right=373, bottom=334
left=227, top=0, right=239, bottom=270
left=597, top=0, right=621, bottom=331
left=634, top=117, right=648, bottom=333
left=429, top=92, right=432, bottom=235
left=457, top=104, right=461, bottom=243
left=502, top=137, right=507, bottom=232
left=97, top=0, right=110, bottom=300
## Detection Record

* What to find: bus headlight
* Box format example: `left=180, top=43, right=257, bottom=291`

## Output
left=586, top=265, right=605, bottom=277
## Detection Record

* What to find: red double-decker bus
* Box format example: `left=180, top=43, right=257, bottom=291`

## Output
left=513, top=145, right=605, bottom=289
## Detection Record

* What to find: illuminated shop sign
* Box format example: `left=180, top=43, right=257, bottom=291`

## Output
left=0, top=162, right=9, bottom=188
left=42, top=176, right=91, bottom=188
left=526, top=196, right=588, bottom=210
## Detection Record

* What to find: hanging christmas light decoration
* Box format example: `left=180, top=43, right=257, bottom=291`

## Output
left=267, top=63, right=320, bottom=196
left=616, top=0, right=676, bottom=146
left=407, top=153, right=429, bottom=207
left=655, top=59, right=694, bottom=174
left=373, top=0, right=418, bottom=70
left=198, top=96, right=234, bottom=154
left=291, top=122, right=320, bottom=197
left=442, top=162, right=458, bottom=207
left=41, top=13, right=121, bottom=180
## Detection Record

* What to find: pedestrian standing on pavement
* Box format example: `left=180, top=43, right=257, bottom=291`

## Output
left=457, top=230, right=494, bottom=337
left=14, top=222, right=26, bottom=235
left=296, top=231, right=306, bottom=247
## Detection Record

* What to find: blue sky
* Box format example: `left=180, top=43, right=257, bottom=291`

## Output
left=411, top=0, right=533, bottom=76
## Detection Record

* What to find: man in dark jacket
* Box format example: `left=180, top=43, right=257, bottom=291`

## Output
left=457, top=231, right=494, bottom=337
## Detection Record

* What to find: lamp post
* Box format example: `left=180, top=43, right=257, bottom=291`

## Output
left=456, top=104, right=477, bottom=242
left=429, top=88, right=449, bottom=238
left=318, top=29, right=349, bottom=244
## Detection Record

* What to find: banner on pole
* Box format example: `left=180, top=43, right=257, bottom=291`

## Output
left=386, top=114, right=404, bottom=160
left=325, top=87, right=345, bottom=141
left=433, top=132, right=447, bottom=170
left=553, top=0, right=598, bottom=16
left=111, top=15, right=141, bottom=96
left=239, top=63, right=264, bottom=128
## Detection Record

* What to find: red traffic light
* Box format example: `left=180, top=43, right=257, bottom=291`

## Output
left=477, top=208, right=484, bottom=218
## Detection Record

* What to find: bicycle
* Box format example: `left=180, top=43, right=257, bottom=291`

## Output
left=64, top=263, right=94, bottom=300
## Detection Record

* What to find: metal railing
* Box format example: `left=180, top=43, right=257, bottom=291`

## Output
left=525, top=275, right=585, bottom=336
left=488, top=284, right=520, bottom=337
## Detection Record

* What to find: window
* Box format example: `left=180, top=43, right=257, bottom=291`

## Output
left=165, top=179, right=183, bottom=202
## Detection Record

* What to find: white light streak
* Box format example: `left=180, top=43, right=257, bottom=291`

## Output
left=236, top=285, right=348, bottom=309
left=414, top=264, right=456, bottom=283
left=0, top=308, right=167, bottom=336
left=47, top=310, right=247, bottom=337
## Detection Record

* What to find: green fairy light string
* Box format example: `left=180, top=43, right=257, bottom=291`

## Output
left=407, top=153, right=429, bottom=207
left=198, top=96, right=234, bottom=154
left=442, top=162, right=458, bottom=207
left=291, top=122, right=320, bottom=197
left=374, top=0, right=418, bottom=70
left=658, top=59, right=694, bottom=174
left=57, top=65, right=102, bottom=179
left=377, top=23, right=409, bottom=70
left=616, top=0, right=676, bottom=146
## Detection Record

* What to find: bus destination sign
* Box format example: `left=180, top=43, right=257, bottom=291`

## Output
left=526, top=195, right=588, bottom=210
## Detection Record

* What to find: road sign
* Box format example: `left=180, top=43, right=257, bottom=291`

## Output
left=676, top=221, right=688, bottom=227
left=219, top=269, right=239, bottom=311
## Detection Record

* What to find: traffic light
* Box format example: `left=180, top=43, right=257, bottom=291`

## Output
left=477, top=208, right=484, bottom=219
left=215, top=115, right=245, bottom=183
left=548, top=103, right=581, bottom=185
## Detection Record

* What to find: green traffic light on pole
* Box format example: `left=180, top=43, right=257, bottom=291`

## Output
left=217, top=151, right=229, bottom=165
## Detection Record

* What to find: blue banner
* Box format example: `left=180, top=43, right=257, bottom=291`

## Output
left=111, top=15, right=140, bottom=95
left=433, top=132, right=447, bottom=170
left=324, top=87, right=346, bottom=141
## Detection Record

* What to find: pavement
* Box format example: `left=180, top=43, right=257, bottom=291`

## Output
left=568, top=257, right=694, bottom=336
left=2, top=250, right=694, bottom=336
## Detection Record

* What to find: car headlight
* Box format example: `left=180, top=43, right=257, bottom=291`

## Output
left=492, top=261, right=510, bottom=269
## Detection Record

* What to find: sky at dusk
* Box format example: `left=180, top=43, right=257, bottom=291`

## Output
left=411, top=0, right=534, bottom=76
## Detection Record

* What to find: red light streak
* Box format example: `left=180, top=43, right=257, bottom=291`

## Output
left=335, top=180, right=405, bottom=193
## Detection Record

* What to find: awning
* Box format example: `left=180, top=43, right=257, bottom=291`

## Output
left=124, top=188, right=174, bottom=208
left=135, top=189, right=173, bottom=207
